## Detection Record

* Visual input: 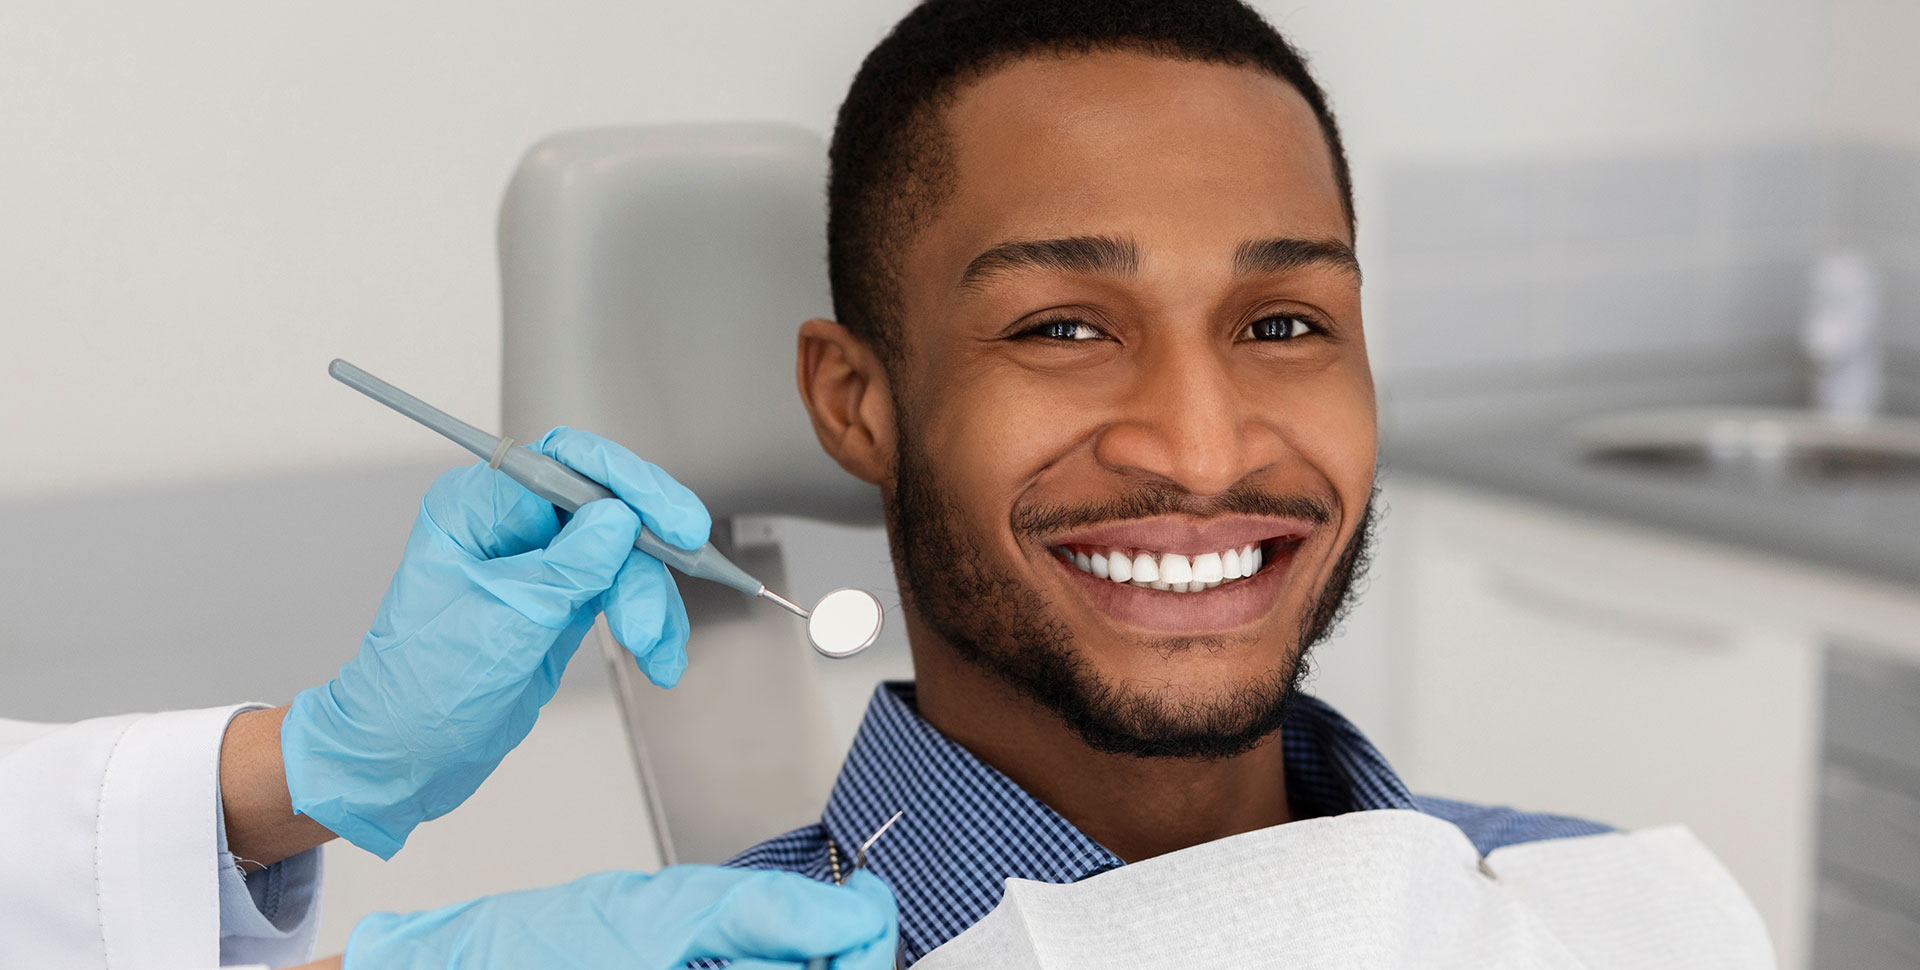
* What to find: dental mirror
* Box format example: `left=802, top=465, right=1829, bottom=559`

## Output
left=806, top=587, right=885, bottom=659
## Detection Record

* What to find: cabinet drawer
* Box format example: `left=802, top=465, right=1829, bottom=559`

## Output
left=1812, top=881, right=1920, bottom=970
left=1824, top=647, right=1920, bottom=782
left=1818, top=767, right=1920, bottom=904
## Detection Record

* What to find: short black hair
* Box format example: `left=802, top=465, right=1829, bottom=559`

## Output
left=827, top=0, right=1355, bottom=361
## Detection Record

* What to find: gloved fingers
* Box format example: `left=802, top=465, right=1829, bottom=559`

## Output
left=536, top=426, right=712, bottom=551
left=534, top=498, right=645, bottom=619
left=602, top=550, right=693, bottom=688
left=667, top=869, right=896, bottom=965
left=421, top=462, right=562, bottom=560
left=827, top=938, right=899, bottom=970
left=343, top=896, right=496, bottom=970
left=466, top=498, right=642, bottom=629
left=830, top=872, right=903, bottom=970
left=348, top=869, right=894, bottom=970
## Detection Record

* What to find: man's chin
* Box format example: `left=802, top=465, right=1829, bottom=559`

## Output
left=1027, top=654, right=1307, bottom=760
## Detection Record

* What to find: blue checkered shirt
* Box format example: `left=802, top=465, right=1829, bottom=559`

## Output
left=722, top=682, right=1609, bottom=965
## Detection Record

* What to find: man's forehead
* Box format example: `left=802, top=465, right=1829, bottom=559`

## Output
left=926, top=49, right=1350, bottom=284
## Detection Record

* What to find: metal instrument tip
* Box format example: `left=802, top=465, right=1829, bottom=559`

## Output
left=855, top=809, right=906, bottom=870
left=757, top=586, right=811, bottom=619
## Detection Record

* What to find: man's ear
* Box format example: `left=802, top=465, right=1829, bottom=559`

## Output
left=796, top=318, right=895, bottom=485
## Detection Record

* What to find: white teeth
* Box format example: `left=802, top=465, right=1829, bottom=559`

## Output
left=1192, top=552, right=1223, bottom=584
left=1160, top=553, right=1193, bottom=584
left=1058, top=542, right=1272, bottom=592
left=1131, top=553, right=1159, bottom=584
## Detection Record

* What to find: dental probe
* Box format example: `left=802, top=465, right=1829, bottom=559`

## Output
left=329, top=359, right=883, bottom=659
left=810, top=809, right=908, bottom=970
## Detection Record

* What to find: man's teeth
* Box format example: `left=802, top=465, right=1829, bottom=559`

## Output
left=1055, top=544, right=1265, bottom=593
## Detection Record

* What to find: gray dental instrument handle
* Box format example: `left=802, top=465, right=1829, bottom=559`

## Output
left=328, top=359, right=765, bottom=599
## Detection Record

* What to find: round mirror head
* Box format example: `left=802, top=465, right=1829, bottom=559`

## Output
left=807, top=587, right=884, bottom=659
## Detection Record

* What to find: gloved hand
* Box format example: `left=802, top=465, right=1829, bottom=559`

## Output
left=345, top=867, right=899, bottom=970
left=281, top=427, right=710, bottom=858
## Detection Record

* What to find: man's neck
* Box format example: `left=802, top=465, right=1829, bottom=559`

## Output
left=910, top=641, right=1293, bottom=864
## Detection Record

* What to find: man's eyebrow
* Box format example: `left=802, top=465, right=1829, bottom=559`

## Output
left=1232, top=237, right=1362, bottom=284
left=957, top=235, right=1140, bottom=290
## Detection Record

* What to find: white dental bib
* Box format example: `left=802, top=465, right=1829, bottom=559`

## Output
left=911, top=809, right=1772, bottom=969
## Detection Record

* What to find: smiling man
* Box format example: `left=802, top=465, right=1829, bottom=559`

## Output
left=726, top=0, right=1614, bottom=961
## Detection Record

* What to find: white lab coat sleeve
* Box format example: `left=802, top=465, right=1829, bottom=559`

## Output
left=0, top=706, right=324, bottom=970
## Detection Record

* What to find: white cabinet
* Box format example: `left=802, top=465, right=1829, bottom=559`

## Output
left=1381, top=478, right=1920, bottom=970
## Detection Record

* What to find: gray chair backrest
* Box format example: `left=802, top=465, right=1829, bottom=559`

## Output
left=500, top=123, right=873, bottom=526
left=499, top=125, right=910, bottom=864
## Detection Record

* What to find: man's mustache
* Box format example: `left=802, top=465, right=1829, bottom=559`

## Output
left=1013, top=480, right=1335, bottom=538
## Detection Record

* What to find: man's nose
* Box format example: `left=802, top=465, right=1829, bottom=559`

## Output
left=1092, top=339, right=1288, bottom=496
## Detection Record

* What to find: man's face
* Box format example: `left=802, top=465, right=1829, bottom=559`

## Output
left=882, top=51, right=1375, bottom=757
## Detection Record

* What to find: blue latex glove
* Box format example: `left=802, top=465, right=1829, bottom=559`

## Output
left=345, top=867, right=899, bottom=970
left=281, top=427, right=710, bottom=858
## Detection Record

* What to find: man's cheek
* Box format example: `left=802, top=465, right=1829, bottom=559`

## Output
left=1284, top=380, right=1376, bottom=488
left=946, top=393, right=1074, bottom=519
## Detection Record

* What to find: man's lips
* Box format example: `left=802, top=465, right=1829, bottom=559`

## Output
left=1040, top=514, right=1315, bottom=557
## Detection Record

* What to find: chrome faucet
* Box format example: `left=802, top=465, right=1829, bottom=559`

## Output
left=1801, top=251, right=1885, bottom=421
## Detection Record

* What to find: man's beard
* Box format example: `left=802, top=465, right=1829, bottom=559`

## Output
left=885, top=431, right=1377, bottom=761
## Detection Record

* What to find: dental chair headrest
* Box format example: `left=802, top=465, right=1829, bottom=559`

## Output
left=499, top=124, right=881, bottom=533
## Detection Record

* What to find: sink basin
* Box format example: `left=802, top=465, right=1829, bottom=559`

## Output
left=1572, top=408, right=1920, bottom=482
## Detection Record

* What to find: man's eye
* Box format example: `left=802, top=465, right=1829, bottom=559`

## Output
left=1242, top=314, right=1317, bottom=341
left=1021, top=319, right=1103, bottom=341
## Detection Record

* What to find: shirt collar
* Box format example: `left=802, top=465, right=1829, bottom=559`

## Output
left=821, top=682, right=1416, bottom=961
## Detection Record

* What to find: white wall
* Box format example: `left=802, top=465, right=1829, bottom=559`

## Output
left=1, top=0, right=1837, bottom=501
left=1824, top=0, right=1920, bottom=147
left=0, top=0, right=907, bottom=500
left=1287, top=0, right=1826, bottom=164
